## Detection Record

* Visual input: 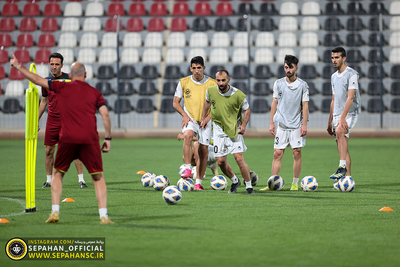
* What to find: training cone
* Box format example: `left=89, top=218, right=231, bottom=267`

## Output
left=379, top=207, right=393, bottom=211
left=62, top=198, right=75, bottom=202
left=0, top=218, right=10, bottom=223
left=136, top=170, right=147, bottom=175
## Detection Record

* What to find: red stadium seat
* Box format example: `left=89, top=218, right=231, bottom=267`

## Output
left=19, top=18, right=37, bottom=32
left=0, top=66, right=5, bottom=80
left=0, top=18, right=16, bottom=32
left=41, top=18, right=58, bottom=32
left=10, top=66, right=27, bottom=80
left=148, top=18, right=165, bottom=32
left=5, top=0, right=20, bottom=2
left=128, top=3, right=146, bottom=16
left=107, top=3, right=125, bottom=16
left=43, top=3, right=61, bottom=16
left=173, top=3, right=190, bottom=16
left=37, top=33, right=55, bottom=48
left=0, top=50, right=8, bottom=64
left=150, top=2, right=167, bottom=16
left=0, top=34, right=13, bottom=48
left=194, top=2, right=211, bottom=16
left=1, top=3, right=19, bottom=16
left=14, top=49, right=31, bottom=63
left=34, top=49, right=51, bottom=64
left=16, top=33, right=34, bottom=48
left=22, top=3, right=40, bottom=16
left=215, top=2, right=233, bottom=16
left=126, top=18, right=143, bottom=32
left=171, top=18, right=187, bottom=32
left=104, top=17, right=123, bottom=32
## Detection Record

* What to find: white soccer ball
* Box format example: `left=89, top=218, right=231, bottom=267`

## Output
left=210, top=175, right=228, bottom=190
left=333, top=178, right=340, bottom=190
left=153, top=175, right=169, bottom=191
left=178, top=164, right=187, bottom=176
left=141, top=172, right=155, bottom=187
left=338, top=176, right=355, bottom=192
left=242, top=171, right=259, bottom=186
left=162, top=185, right=182, bottom=205
left=301, top=176, right=318, bottom=192
left=177, top=178, right=194, bottom=191
left=267, top=175, right=285, bottom=190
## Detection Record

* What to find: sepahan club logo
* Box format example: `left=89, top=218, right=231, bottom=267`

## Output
left=6, top=238, right=27, bottom=260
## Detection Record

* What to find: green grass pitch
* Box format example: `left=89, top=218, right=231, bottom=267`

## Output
left=1, top=138, right=399, bottom=267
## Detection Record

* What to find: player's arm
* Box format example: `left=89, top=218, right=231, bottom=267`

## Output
left=269, top=98, right=278, bottom=136
left=327, top=95, right=335, bottom=136
left=38, top=96, right=48, bottom=121
left=200, top=99, right=211, bottom=128
left=301, top=101, right=308, bottom=136
left=10, top=53, right=49, bottom=89
left=99, top=105, right=111, bottom=153
left=338, top=89, right=356, bottom=131
left=239, top=107, right=250, bottom=135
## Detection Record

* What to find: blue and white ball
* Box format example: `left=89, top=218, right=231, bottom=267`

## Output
left=338, top=176, right=355, bottom=192
left=153, top=175, right=169, bottom=191
left=242, top=171, right=259, bottom=186
left=267, top=175, right=285, bottom=191
left=177, top=178, right=194, bottom=191
left=162, top=186, right=182, bottom=205
left=178, top=164, right=187, bottom=176
left=333, top=178, right=340, bottom=190
left=301, top=176, right=318, bottom=192
left=210, top=175, right=228, bottom=190
left=141, top=172, right=155, bottom=187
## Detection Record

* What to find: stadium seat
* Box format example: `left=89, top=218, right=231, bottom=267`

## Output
left=14, top=50, right=30, bottom=64
left=118, top=82, right=136, bottom=96
left=369, top=2, right=388, bottom=15
left=167, top=32, right=186, bottom=47
left=173, top=3, right=189, bottom=16
left=194, top=2, right=211, bottom=16
left=368, top=49, right=385, bottom=63
left=0, top=34, right=12, bottom=48
left=279, top=17, right=298, bottom=31
left=56, top=48, right=74, bottom=64
left=145, top=32, right=163, bottom=47
left=325, top=2, right=344, bottom=15
left=390, top=65, right=400, bottom=79
left=324, top=33, right=342, bottom=47
left=192, top=17, right=211, bottom=32
left=215, top=2, right=233, bottom=16
left=323, top=65, right=336, bottom=79
left=43, top=3, right=61, bottom=16
left=321, top=98, right=332, bottom=113
left=232, top=81, right=249, bottom=95
left=308, top=99, right=318, bottom=113
left=252, top=99, right=270, bottom=113
left=126, top=18, right=143, bottom=32
left=85, top=2, right=104, bottom=16
left=232, top=49, right=248, bottom=64
left=278, top=32, right=297, bottom=47
left=171, top=18, right=187, bottom=32
left=5, top=81, right=24, bottom=97
left=0, top=66, right=5, bottom=80
left=188, top=48, right=207, bottom=62
left=347, top=33, right=365, bottom=47
left=2, top=3, right=19, bottom=16
left=254, top=65, right=272, bottom=79
left=35, top=64, right=50, bottom=78
left=101, top=33, right=118, bottom=48
left=22, top=2, right=40, bottom=16
left=209, top=48, right=229, bottom=64
left=136, top=98, right=156, bottom=113
left=19, top=18, right=37, bottom=32
left=390, top=99, right=400, bottom=113
left=351, top=65, right=364, bottom=78
left=141, top=65, right=159, bottom=79
left=150, top=2, right=167, bottom=16
left=164, top=66, right=183, bottom=80
left=128, top=3, right=146, bottom=16
left=148, top=18, right=165, bottom=32
left=389, top=32, right=400, bottom=47
left=237, top=17, right=255, bottom=32
left=253, top=82, right=272, bottom=96
left=347, top=17, right=365, bottom=31
left=324, top=18, right=342, bottom=31
left=0, top=50, right=8, bottom=64
left=302, top=1, right=321, bottom=15
left=232, top=65, right=248, bottom=79
left=64, top=2, right=83, bottom=16
left=389, top=48, right=400, bottom=63
left=87, top=64, right=96, bottom=79
left=77, top=48, right=96, bottom=64
left=114, top=98, right=133, bottom=114
left=96, top=81, right=114, bottom=96
left=390, top=17, right=400, bottom=30
left=255, top=32, right=274, bottom=47
left=99, top=48, right=118, bottom=64
left=260, top=2, right=278, bottom=15
left=390, top=2, right=400, bottom=15
left=215, top=18, right=232, bottom=32
left=369, top=33, right=386, bottom=47
left=211, top=32, right=230, bottom=47
left=301, top=17, right=320, bottom=31
left=346, top=50, right=364, bottom=63
left=300, top=32, right=319, bottom=47
left=322, top=82, right=332, bottom=96
left=162, top=82, right=177, bottom=96
left=34, top=49, right=51, bottom=64
left=105, top=18, right=123, bottom=32
left=120, top=65, right=137, bottom=79
left=233, top=32, right=250, bottom=47
left=123, top=33, right=142, bottom=47
left=160, top=98, right=175, bottom=113
left=237, top=3, right=256, bottom=15
left=2, top=98, right=22, bottom=114
left=209, top=65, right=226, bottom=77
left=61, top=18, right=80, bottom=32
left=367, top=98, right=386, bottom=113
left=391, top=82, right=400, bottom=95
left=139, top=82, right=158, bottom=96
left=41, top=18, right=58, bottom=32
left=82, top=18, right=100, bottom=32
left=280, top=2, right=298, bottom=15
left=254, top=48, right=273, bottom=64
left=10, top=65, right=27, bottom=80
left=142, top=48, right=161, bottom=64
left=16, top=34, right=33, bottom=48
left=347, top=2, right=366, bottom=15
left=97, top=66, right=115, bottom=80
left=307, top=82, right=319, bottom=96
left=0, top=18, right=16, bottom=32
left=107, top=3, right=125, bottom=16
left=59, top=32, right=78, bottom=47
left=299, top=48, right=318, bottom=64
left=300, top=65, right=318, bottom=79
left=258, top=17, right=276, bottom=31
left=367, top=81, right=387, bottom=95
left=189, top=32, right=208, bottom=47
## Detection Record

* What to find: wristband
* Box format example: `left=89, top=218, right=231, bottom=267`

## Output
left=16, top=64, right=21, bottom=70
left=105, top=137, right=112, bottom=141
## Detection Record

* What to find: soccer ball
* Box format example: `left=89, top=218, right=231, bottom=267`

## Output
left=301, top=176, right=318, bottom=192
left=338, top=176, right=355, bottom=192
left=333, top=179, right=340, bottom=190
left=267, top=175, right=285, bottom=190
left=242, top=171, right=259, bottom=186
left=141, top=172, right=155, bottom=187
left=178, top=164, right=187, bottom=176
left=177, top=178, right=194, bottom=191
left=210, top=175, right=228, bottom=190
left=153, top=175, right=169, bottom=191
left=162, top=186, right=182, bottom=205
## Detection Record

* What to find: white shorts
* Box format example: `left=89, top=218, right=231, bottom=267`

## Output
left=182, top=120, right=211, bottom=146
left=207, top=145, right=216, bottom=164
left=332, top=113, right=358, bottom=139
left=213, top=123, right=247, bottom=157
left=274, top=124, right=306, bottom=149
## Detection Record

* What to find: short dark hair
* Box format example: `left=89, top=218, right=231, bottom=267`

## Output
left=49, top=52, right=64, bottom=64
left=190, top=56, right=204, bottom=67
left=284, top=55, right=299, bottom=68
left=331, top=47, right=346, bottom=58
left=216, top=69, right=229, bottom=78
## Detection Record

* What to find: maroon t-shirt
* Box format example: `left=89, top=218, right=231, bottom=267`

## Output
left=42, top=72, right=70, bottom=120
left=48, top=80, right=106, bottom=144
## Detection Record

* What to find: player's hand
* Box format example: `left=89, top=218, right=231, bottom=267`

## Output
left=181, top=115, right=192, bottom=129
left=338, top=118, right=348, bottom=132
left=10, top=52, right=19, bottom=68
left=101, top=140, right=110, bottom=153
left=238, top=125, right=246, bottom=135
left=200, top=117, right=210, bottom=128
left=300, top=125, right=307, bottom=136
left=327, top=124, right=334, bottom=136
left=269, top=123, right=276, bottom=136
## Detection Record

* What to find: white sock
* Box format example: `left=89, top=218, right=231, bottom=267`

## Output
left=292, top=178, right=299, bottom=185
left=47, top=175, right=52, bottom=183
left=231, top=175, right=239, bottom=184
left=245, top=181, right=252, bottom=189
left=339, top=160, right=346, bottom=168
left=195, top=179, right=202, bottom=185
left=99, top=208, right=108, bottom=219
left=52, top=205, right=59, bottom=214
left=78, top=174, right=84, bottom=182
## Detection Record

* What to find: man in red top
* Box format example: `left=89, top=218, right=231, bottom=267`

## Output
left=11, top=53, right=114, bottom=224
left=38, top=52, right=87, bottom=189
